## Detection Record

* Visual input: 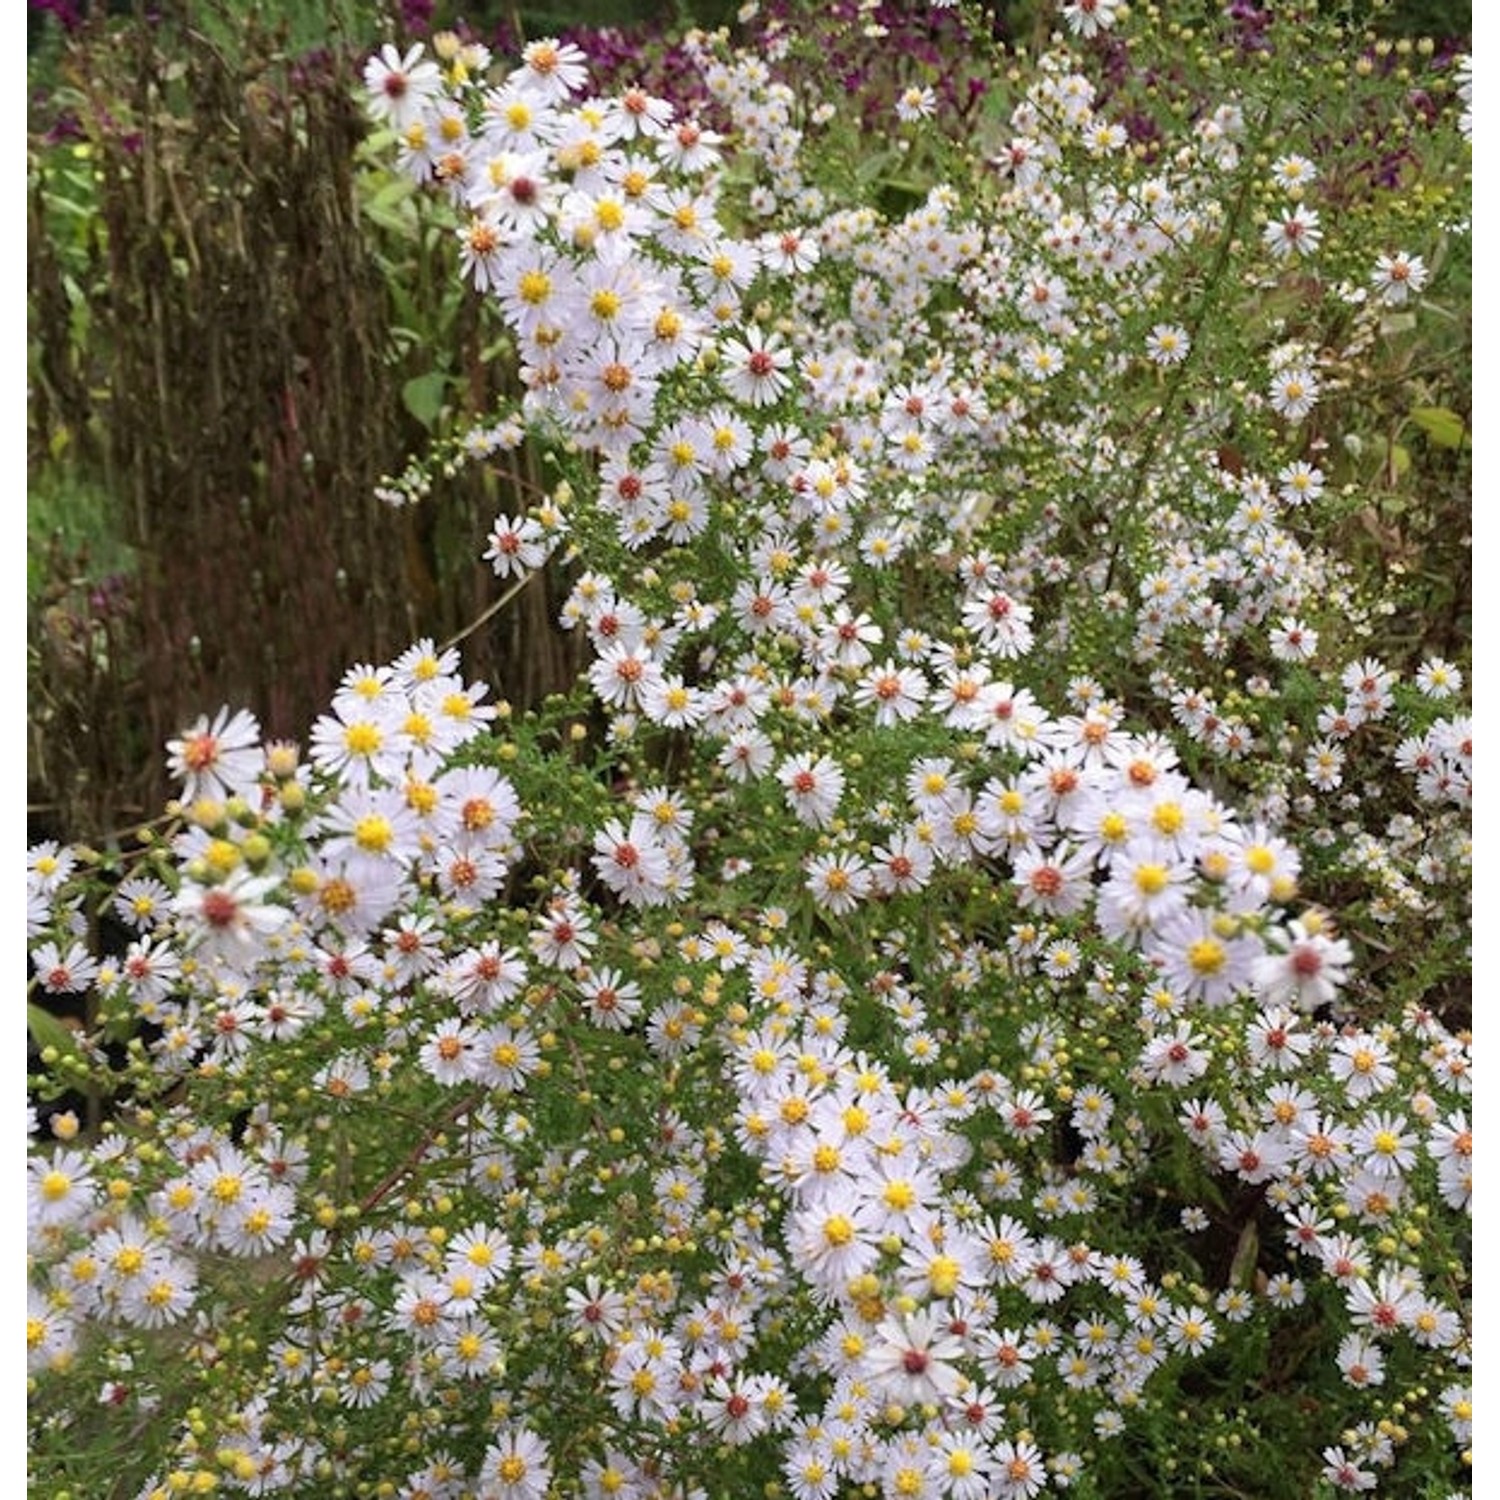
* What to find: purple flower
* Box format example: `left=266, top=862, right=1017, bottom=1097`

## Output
left=30, top=0, right=85, bottom=32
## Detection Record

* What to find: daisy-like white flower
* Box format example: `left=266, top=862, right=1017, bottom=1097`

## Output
left=816, top=604, right=883, bottom=670
left=436, top=763, right=522, bottom=851
left=867, top=1308, right=967, bottom=1403
left=1165, top=1303, right=1216, bottom=1355
left=699, top=1374, right=769, bottom=1444
left=1140, top=1021, right=1211, bottom=1087
left=588, top=642, right=663, bottom=711
left=788, top=1191, right=879, bottom=1290
left=309, top=697, right=409, bottom=788
left=318, top=784, right=424, bottom=867
left=478, top=149, right=563, bottom=236
left=639, top=674, right=705, bottom=729
left=1370, top=251, right=1428, bottom=306
left=419, top=1018, right=478, bottom=1086
left=315, top=1052, right=371, bottom=1101
left=27, top=841, right=77, bottom=896
left=1263, top=205, right=1323, bottom=259
left=174, top=870, right=288, bottom=963
left=577, top=965, right=643, bottom=1030
left=1244, top=1005, right=1315, bottom=1073
left=720, top=326, right=794, bottom=407
left=778, top=751, right=846, bottom=829
left=363, top=43, right=444, bottom=131
left=439, top=940, right=527, bottom=1015
left=1218, top=1126, right=1296, bottom=1185
left=298, top=852, right=405, bottom=936
left=468, top=1024, right=539, bottom=1094
left=592, top=816, right=674, bottom=908
left=926, top=1430, right=992, bottom=1500
left=895, top=84, right=936, bottom=122
left=508, top=37, right=589, bottom=104
left=1346, top=1264, right=1424, bottom=1335
left=1146, top=900, right=1266, bottom=1008
left=566, top=1276, right=628, bottom=1339
left=761, top=226, right=821, bottom=276
left=111, top=874, right=173, bottom=932
left=1439, top=1381, right=1473, bottom=1446
left=166, top=706, right=263, bottom=804
left=1350, top=1111, right=1418, bottom=1180
left=529, top=895, right=596, bottom=970
left=1268, top=364, right=1320, bottom=421
left=1305, top=738, right=1345, bottom=791
left=657, top=117, right=723, bottom=173
left=1277, top=459, right=1325, bottom=505
left=1270, top=153, right=1318, bottom=192
left=1096, top=839, right=1193, bottom=944
left=961, top=587, right=1035, bottom=657
left=1269, top=616, right=1319, bottom=662
left=718, top=727, right=775, bottom=783
left=1145, top=324, right=1190, bottom=365
left=381, top=910, right=443, bottom=983
left=484, top=512, right=551, bottom=578
left=1329, top=1030, right=1397, bottom=1101
left=609, top=83, right=674, bottom=140
left=990, top=1436, right=1048, bottom=1499
left=1253, top=918, right=1353, bottom=1010
left=804, top=850, right=872, bottom=915
left=1060, top=0, right=1121, bottom=39
left=27, top=1148, right=99, bottom=1235
left=854, top=662, right=928, bottom=726
left=1415, top=657, right=1462, bottom=699
left=478, top=81, right=559, bottom=152
left=457, top=215, right=510, bottom=293
left=30, top=938, right=100, bottom=996
left=1012, top=842, right=1094, bottom=918
left=27, top=1286, right=78, bottom=1374
left=868, top=832, right=935, bottom=897
left=1321, top=1446, right=1378, bottom=1492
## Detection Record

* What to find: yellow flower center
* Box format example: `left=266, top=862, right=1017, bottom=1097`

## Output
left=344, top=722, right=382, bottom=757
left=354, top=815, right=393, bottom=854
left=1187, top=939, right=1226, bottom=976
left=1152, top=802, right=1185, bottom=835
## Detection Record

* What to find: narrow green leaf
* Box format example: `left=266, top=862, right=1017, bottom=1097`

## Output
left=1229, top=1216, right=1259, bottom=1291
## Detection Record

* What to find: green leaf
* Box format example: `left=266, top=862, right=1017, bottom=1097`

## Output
left=28, top=1004, right=85, bottom=1069
left=402, top=372, right=450, bottom=430
left=360, top=172, right=421, bottom=234
left=1409, top=406, right=1469, bottom=449
left=1228, top=1216, right=1259, bottom=1291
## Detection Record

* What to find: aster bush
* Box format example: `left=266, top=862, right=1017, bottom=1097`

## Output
left=27, top=3, right=1471, bottom=1498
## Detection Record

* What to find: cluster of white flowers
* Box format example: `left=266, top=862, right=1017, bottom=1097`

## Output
left=28, top=5, right=1469, bottom=1497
